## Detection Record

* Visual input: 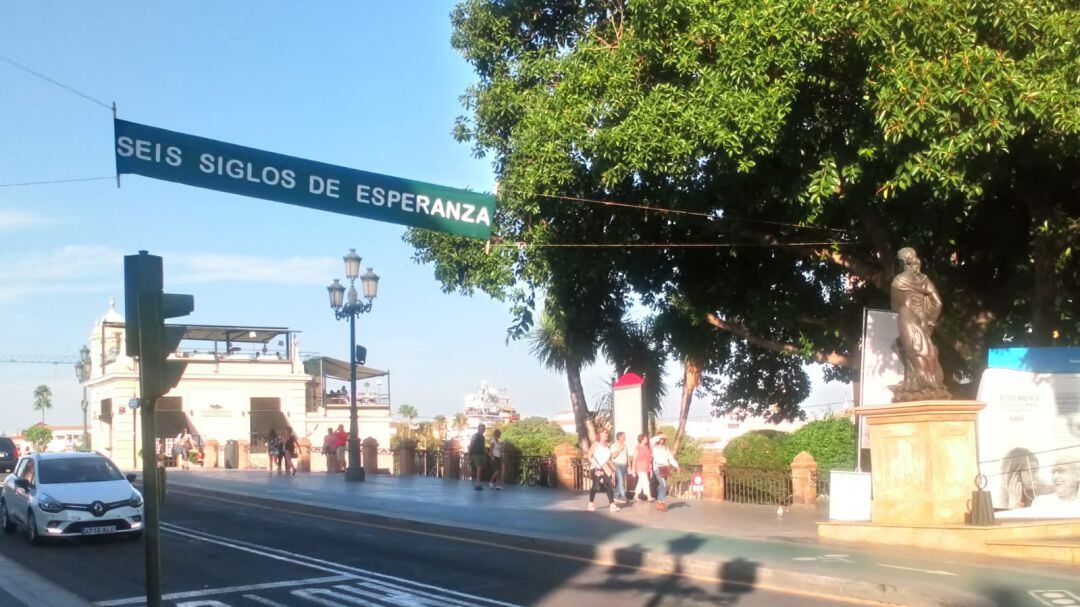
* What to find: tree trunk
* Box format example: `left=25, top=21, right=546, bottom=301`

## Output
left=672, top=358, right=702, bottom=456
left=566, top=361, right=596, bottom=451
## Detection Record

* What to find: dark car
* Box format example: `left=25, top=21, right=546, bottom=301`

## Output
left=0, top=437, right=17, bottom=473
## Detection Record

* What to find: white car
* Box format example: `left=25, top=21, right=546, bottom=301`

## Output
left=0, top=452, right=144, bottom=544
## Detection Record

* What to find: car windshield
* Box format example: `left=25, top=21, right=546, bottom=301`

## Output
left=38, top=458, right=124, bottom=484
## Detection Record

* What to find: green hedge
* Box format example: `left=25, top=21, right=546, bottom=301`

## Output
left=723, top=430, right=791, bottom=468
left=784, top=417, right=856, bottom=471
left=722, top=417, right=857, bottom=471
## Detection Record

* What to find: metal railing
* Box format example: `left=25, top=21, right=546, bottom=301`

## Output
left=723, top=466, right=793, bottom=505
left=815, top=469, right=831, bottom=500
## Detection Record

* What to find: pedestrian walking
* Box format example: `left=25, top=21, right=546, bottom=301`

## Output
left=489, top=429, right=503, bottom=490
left=469, top=424, right=487, bottom=491
left=283, top=426, right=299, bottom=476
left=611, top=431, right=629, bottom=503
left=333, top=424, right=348, bottom=472
left=176, top=427, right=193, bottom=470
left=585, top=429, right=620, bottom=512
left=651, top=434, right=679, bottom=511
left=322, top=427, right=336, bottom=473
left=632, top=433, right=653, bottom=501
left=267, top=428, right=283, bottom=475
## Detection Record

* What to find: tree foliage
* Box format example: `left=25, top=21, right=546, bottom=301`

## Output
left=24, top=424, right=52, bottom=454
left=500, top=416, right=577, bottom=456
left=411, top=0, right=1080, bottom=421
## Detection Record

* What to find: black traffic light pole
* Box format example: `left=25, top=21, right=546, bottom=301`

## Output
left=125, top=251, right=193, bottom=607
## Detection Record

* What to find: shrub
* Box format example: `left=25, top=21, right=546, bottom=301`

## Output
left=500, top=417, right=577, bottom=456
left=723, top=430, right=790, bottom=469
left=24, top=424, right=53, bottom=453
left=784, top=416, right=856, bottom=471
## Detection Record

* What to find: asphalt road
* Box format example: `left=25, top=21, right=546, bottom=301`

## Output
left=0, top=489, right=863, bottom=607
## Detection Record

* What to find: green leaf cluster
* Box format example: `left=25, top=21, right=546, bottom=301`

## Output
left=23, top=425, right=52, bottom=454
left=723, top=430, right=792, bottom=469
left=500, top=417, right=577, bottom=456
left=783, top=417, right=857, bottom=472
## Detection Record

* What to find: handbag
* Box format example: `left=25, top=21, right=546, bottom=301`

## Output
left=658, top=465, right=672, bottom=479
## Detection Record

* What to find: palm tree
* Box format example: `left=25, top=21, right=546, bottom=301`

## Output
left=433, top=415, right=448, bottom=440
left=602, top=317, right=668, bottom=425
left=528, top=306, right=600, bottom=450
left=398, top=404, right=418, bottom=437
left=452, top=413, right=468, bottom=436
left=32, top=385, right=53, bottom=425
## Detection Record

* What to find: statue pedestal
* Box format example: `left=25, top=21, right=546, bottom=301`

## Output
left=856, top=400, right=985, bottom=525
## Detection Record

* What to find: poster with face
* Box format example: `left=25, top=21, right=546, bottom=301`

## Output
left=976, top=348, right=1080, bottom=518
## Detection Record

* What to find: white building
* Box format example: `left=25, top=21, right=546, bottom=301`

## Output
left=453, top=381, right=519, bottom=439
left=82, top=302, right=392, bottom=469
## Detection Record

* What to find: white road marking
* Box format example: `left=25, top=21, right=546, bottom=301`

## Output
left=877, top=564, right=958, bottom=577
left=291, top=588, right=375, bottom=606
left=242, top=596, right=291, bottom=607
left=1030, top=590, right=1080, bottom=607
left=175, top=601, right=231, bottom=607
left=158, top=522, right=520, bottom=607
left=92, top=576, right=357, bottom=606
left=352, top=580, right=480, bottom=607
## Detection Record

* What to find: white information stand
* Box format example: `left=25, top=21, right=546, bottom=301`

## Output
left=828, top=471, right=872, bottom=521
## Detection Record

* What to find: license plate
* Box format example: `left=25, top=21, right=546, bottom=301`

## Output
left=81, top=525, right=116, bottom=536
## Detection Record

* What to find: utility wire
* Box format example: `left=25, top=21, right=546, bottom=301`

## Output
left=0, top=176, right=114, bottom=188
left=516, top=190, right=852, bottom=235
left=1, top=55, right=112, bottom=110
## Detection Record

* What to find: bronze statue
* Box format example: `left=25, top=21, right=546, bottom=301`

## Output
left=890, top=247, right=951, bottom=402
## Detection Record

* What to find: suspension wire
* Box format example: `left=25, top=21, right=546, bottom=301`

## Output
left=0, top=176, right=115, bottom=188
left=508, top=189, right=852, bottom=235
left=978, top=443, right=1080, bottom=465
left=0, top=55, right=113, bottom=110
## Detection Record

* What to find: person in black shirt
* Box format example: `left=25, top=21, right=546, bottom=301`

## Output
left=469, top=424, right=487, bottom=491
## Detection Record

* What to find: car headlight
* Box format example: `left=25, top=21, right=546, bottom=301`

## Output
left=37, top=493, right=64, bottom=513
left=128, top=492, right=143, bottom=508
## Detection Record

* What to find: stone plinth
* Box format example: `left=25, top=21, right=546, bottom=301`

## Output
left=856, top=400, right=984, bottom=525
left=298, top=438, right=311, bottom=472
left=791, top=451, right=818, bottom=507
left=554, top=443, right=581, bottom=490
left=204, top=440, right=219, bottom=469
left=699, top=450, right=726, bottom=500
left=443, top=440, right=461, bottom=479
left=397, top=440, right=417, bottom=476
left=237, top=440, right=250, bottom=470
left=362, top=437, right=379, bottom=476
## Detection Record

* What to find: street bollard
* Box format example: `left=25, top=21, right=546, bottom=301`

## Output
left=157, top=464, right=167, bottom=505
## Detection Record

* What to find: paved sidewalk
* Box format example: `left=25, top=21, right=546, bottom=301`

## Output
left=165, top=469, right=1080, bottom=607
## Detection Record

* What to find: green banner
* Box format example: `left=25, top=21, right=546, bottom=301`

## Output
left=114, top=119, right=495, bottom=239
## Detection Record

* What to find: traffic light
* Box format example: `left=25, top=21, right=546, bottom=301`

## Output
left=123, top=251, right=194, bottom=403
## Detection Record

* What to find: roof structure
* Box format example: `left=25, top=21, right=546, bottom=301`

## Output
left=178, top=324, right=292, bottom=344
left=303, top=356, right=388, bottom=381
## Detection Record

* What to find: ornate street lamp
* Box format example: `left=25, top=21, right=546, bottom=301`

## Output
left=75, top=345, right=92, bottom=450
left=326, top=249, right=378, bottom=482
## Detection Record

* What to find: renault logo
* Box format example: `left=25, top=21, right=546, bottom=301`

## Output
left=91, top=501, right=105, bottom=517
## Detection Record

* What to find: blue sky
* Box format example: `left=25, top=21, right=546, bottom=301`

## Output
left=0, top=2, right=849, bottom=434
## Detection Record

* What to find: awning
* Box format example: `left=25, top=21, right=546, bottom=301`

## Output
left=303, top=356, right=388, bottom=381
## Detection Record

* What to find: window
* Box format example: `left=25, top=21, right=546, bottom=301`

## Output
left=100, top=398, right=113, bottom=422
left=39, top=457, right=123, bottom=484
left=20, top=459, right=35, bottom=486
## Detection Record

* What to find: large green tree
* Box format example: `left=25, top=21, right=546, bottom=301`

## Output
left=411, top=0, right=1079, bottom=421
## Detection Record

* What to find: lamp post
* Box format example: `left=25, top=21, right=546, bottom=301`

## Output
left=75, top=345, right=91, bottom=450
left=327, top=249, right=379, bottom=482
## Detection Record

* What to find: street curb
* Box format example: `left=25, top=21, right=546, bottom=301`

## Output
left=165, top=481, right=992, bottom=607
left=0, top=547, right=92, bottom=606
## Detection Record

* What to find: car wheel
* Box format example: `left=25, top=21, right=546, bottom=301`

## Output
left=26, top=511, right=42, bottom=545
left=0, top=501, right=14, bottom=534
